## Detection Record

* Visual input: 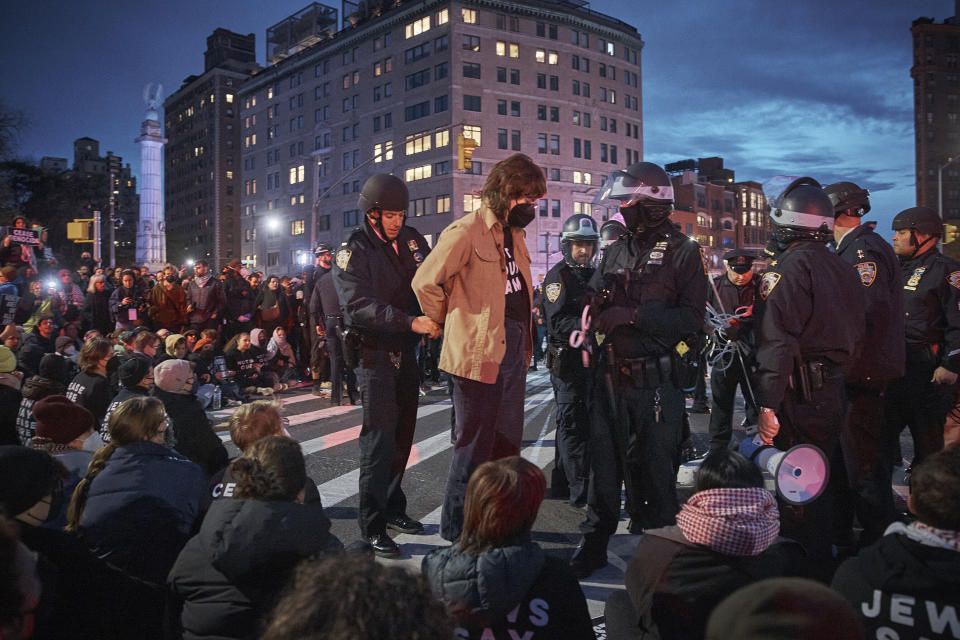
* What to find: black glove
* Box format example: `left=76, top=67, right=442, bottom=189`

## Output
left=723, top=323, right=740, bottom=341
left=594, top=306, right=636, bottom=334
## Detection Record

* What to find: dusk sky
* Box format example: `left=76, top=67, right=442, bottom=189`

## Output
left=1, top=0, right=952, bottom=235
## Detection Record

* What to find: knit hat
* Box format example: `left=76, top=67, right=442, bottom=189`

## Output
left=0, top=324, right=17, bottom=343
left=55, top=336, right=75, bottom=352
left=165, top=334, right=186, bottom=357
left=119, top=357, right=152, bottom=389
left=34, top=395, right=94, bottom=444
left=38, top=353, right=69, bottom=383
left=0, top=345, right=16, bottom=373
left=0, top=446, right=64, bottom=517
left=154, top=359, right=192, bottom=393
left=193, top=337, right=215, bottom=353
left=705, top=578, right=863, bottom=640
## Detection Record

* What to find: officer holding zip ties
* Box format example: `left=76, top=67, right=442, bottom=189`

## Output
left=705, top=249, right=761, bottom=454
left=568, top=162, right=708, bottom=579
left=754, top=176, right=865, bottom=581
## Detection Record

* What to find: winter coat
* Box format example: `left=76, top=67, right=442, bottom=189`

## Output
left=619, top=526, right=804, bottom=640
left=152, top=387, right=229, bottom=476
left=186, top=277, right=223, bottom=326
left=16, top=374, right=66, bottom=443
left=66, top=370, right=114, bottom=426
left=148, top=283, right=188, bottom=330
left=109, top=284, right=147, bottom=328
left=78, top=440, right=207, bottom=584
left=19, top=330, right=57, bottom=378
left=832, top=532, right=960, bottom=640
left=168, top=498, right=343, bottom=640
left=82, top=289, right=113, bottom=336
left=101, top=386, right=148, bottom=440
left=422, top=540, right=594, bottom=640
left=0, top=372, right=22, bottom=445
left=222, top=275, right=255, bottom=321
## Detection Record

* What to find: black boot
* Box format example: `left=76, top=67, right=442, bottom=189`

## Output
left=569, top=535, right=608, bottom=579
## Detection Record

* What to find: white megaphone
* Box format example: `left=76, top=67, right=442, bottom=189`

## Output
left=738, top=436, right=829, bottom=506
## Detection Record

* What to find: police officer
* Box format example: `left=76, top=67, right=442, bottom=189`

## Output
left=706, top=249, right=761, bottom=453
left=825, top=181, right=905, bottom=546
left=333, top=174, right=440, bottom=556
left=542, top=214, right=600, bottom=507
left=570, top=162, right=708, bottom=578
left=599, top=216, right=627, bottom=254
left=754, top=177, right=865, bottom=580
left=307, top=244, right=334, bottom=393
left=313, top=260, right=358, bottom=406
left=886, top=206, right=960, bottom=475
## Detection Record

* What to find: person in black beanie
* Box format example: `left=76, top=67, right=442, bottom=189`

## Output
left=16, top=352, right=70, bottom=444
left=101, top=357, right=153, bottom=441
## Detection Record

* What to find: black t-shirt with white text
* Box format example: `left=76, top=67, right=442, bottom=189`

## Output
left=503, top=229, right=529, bottom=324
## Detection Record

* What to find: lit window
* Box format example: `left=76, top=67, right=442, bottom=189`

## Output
left=536, top=50, right=546, bottom=63
left=462, top=8, right=477, bottom=23
left=573, top=171, right=583, bottom=184
left=510, top=43, right=519, bottom=58
left=405, top=16, right=431, bottom=39
left=435, top=129, right=450, bottom=147
left=463, top=125, right=482, bottom=146
left=225, top=93, right=234, bottom=103
left=496, top=41, right=506, bottom=56
left=437, top=194, right=451, bottom=213
left=405, top=131, right=433, bottom=155
left=437, top=8, right=448, bottom=24
left=405, top=164, right=433, bottom=181
left=548, top=51, right=558, bottom=64
left=374, top=140, right=394, bottom=162
left=291, top=220, right=305, bottom=235
left=225, top=171, right=233, bottom=180
left=267, top=87, right=274, bottom=99
left=298, top=165, right=305, bottom=182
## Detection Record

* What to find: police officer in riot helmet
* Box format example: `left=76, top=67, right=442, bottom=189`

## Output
left=886, top=206, right=960, bottom=483
left=333, top=173, right=440, bottom=557
left=754, top=177, right=865, bottom=580
left=569, top=162, right=708, bottom=578
left=599, top=216, right=627, bottom=253
left=542, top=214, right=599, bottom=507
left=824, top=181, right=905, bottom=547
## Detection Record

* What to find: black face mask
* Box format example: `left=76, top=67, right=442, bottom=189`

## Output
left=165, top=275, right=177, bottom=284
left=507, top=202, right=537, bottom=228
left=620, top=203, right=671, bottom=231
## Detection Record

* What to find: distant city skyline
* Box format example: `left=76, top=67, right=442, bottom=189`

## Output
left=1, top=0, right=952, bottom=235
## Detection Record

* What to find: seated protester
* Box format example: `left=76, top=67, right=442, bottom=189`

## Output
left=66, top=397, right=207, bottom=585
left=0, top=324, right=20, bottom=359
left=266, top=327, right=300, bottom=384
left=0, top=266, right=17, bottom=296
left=0, top=509, right=42, bottom=640
left=55, top=335, right=80, bottom=380
left=65, top=337, right=115, bottom=426
left=132, top=329, right=161, bottom=365
left=159, top=333, right=215, bottom=408
left=81, top=274, right=113, bottom=337
left=28, top=396, right=102, bottom=529
left=192, top=335, right=243, bottom=405
left=0, top=446, right=168, bottom=640
left=224, top=332, right=276, bottom=397
left=19, top=316, right=58, bottom=378
left=0, top=346, right=23, bottom=446
left=101, top=358, right=153, bottom=441
left=261, top=555, right=452, bottom=640
left=16, top=352, right=69, bottom=444
left=109, top=269, right=147, bottom=331
left=152, top=358, right=228, bottom=476
left=604, top=450, right=803, bottom=640
left=249, top=328, right=285, bottom=390
left=202, top=401, right=322, bottom=513
left=706, top=578, right=863, bottom=640
left=422, top=456, right=595, bottom=640
left=168, top=436, right=343, bottom=640
left=182, top=329, right=199, bottom=352
left=832, top=445, right=960, bottom=640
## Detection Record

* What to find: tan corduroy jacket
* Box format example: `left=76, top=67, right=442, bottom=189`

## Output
left=412, top=206, right=533, bottom=383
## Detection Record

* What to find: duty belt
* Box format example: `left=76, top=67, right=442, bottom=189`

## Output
left=615, top=354, right=673, bottom=389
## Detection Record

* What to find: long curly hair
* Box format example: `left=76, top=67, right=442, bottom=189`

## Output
left=481, top=153, right=546, bottom=221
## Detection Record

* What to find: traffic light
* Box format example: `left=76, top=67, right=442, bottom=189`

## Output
left=457, top=133, right=477, bottom=171
left=945, top=223, right=960, bottom=244
left=67, top=219, right=93, bottom=241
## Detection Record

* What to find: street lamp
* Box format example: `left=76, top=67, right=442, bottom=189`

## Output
left=266, top=217, right=281, bottom=232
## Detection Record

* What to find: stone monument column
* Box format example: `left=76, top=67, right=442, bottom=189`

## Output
left=135, top=83, right=167, bottom=271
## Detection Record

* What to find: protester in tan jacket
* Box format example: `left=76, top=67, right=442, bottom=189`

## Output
left=412, top=153, right=542, bottom=541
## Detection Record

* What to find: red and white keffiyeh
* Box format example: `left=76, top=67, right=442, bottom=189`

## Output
left=676, top=487, right=780, bottom=556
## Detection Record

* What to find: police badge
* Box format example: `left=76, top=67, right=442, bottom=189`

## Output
left=948, top=271, right=960, bottom=290
left=545, top=282, right=562, bottom=303
left=335, top=248, right=352, bottom=270
left=759, top=272, right=781, bottom=300
left=854, top=262, right=877, bottom=287
left=408, top=239, right=419, bottom=252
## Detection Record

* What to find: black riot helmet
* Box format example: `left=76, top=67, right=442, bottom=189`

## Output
left=596, top=162, right=674, bottom=231
left=764, top=176, right=834, bottom=253
left=560, top=214, right=600, bottom=268
left=358, top=174, right=409, bottom=215
left=599, top=217, right=627, bottom=249
left=314, top=242, right=333, bottom=256
left=824, top=181, right=871, bottom=217
left=892, top=206, right=942, bottom=236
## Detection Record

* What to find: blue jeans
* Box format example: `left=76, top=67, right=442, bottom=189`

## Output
left=441, top=317, right=528, bottom=541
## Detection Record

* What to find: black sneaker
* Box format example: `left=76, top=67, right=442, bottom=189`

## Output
left=568, top=537, right=608, bottom=579
left=367, top=533, right=400, bottom=558
left=386, top=514, right=424, bottom=534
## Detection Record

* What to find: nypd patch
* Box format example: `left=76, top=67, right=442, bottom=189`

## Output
left=854, top=262, right=877, bottom=287
left=408, top=239, right=419, bottom=252
left=949, top=271, right=960, bottom=290
left=335, top=248, right=352, bottom=270
left=545, top=282, right=562, bottom=303
left=759, top=272, right=781, bottom=300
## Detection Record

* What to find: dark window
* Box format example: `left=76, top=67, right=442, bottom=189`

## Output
left=511, top=129, right=521, bottom=151
left=573, top=138, right=582, bottom=158
left=343, top=210, right=359, bottom=227
left=498, top=128, right=508, bottom=149
left=463, top=62, right=481, bottom=79
left=405, top=69, right=431, bottom=90
left=463, top=95, right=482, bottom=111
left=510, top=69, right=520, bottom=84
left=549, top=76, right=558, bottom=91
left=434, top=95, right=448, bottom=112
left=537, top=104, right=546, bottom=120
left=552, top=199, right=561, bottom=217
left=434, top=62, right=448, bottom=80
left=583, top=140, right=591, bottom=160
left=510, top=101, right=520, bottom=116
left=435, top=34, right=449, bottom=51
left=550, top=107, right=559, bottom=122
left=549, top=24, right=557, bottom=39
left=405, top=101, right=430, bottom=121
left=536, top=22, right=545, bottom=37
left=537, top=133, right=547, bottom=153
left=549, top=134, right=559, bottom=155
left=463, top=35, right=480, bottom=51
left=497, top=67, right=507, bottom=82
left=317, top=215, right=330, bottom=231
left=537, top=73, right=546, bottom=89
left=405, top=42, right=430, bottom=63
left=497, top=100, right=507, bottom=115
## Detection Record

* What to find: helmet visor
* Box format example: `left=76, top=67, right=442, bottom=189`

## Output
left=595, top=170, right=674, bottom=204
left=762, top=175, right=800, bottom=211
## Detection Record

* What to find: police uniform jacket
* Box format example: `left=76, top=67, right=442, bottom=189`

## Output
left=708, top=272, right=760, bottom=350
left=542, top=259, right=593, bottom=348
left=898, top=246, right=960, bottom=373
left=755, top=241, right=865, bottom=409
left=588, top=220, right=707, bottom=359
left=333, top=221, right=429, bottom=352
left=835, top=222, right=905, bottom=385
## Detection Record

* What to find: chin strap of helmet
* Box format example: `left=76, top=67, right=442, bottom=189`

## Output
left=908, top=229, right=936, bottom=260
left=366, top=208, right=387, bottom=241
